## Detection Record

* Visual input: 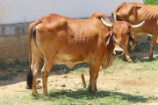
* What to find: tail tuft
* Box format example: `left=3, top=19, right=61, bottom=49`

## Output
left=26, top=70, right=33, bottom=89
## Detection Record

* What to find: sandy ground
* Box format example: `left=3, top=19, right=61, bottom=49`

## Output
left=1, top=69, right=158, bottom=104
left=1, top=52, right=158, bottom=104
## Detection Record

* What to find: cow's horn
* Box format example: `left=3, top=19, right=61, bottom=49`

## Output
left=131, top=21, right=145, bottom=28
left=101, top=18, right=112, bottom=27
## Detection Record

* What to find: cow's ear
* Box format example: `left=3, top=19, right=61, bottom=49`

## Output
left=104, top=31, right=114, bottom=49
left=129, top=34, right=136, bottom=51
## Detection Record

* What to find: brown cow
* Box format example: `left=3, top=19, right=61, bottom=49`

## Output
left=112, top=2, right=158, bottom=62
left=27, top=12, right=144, bottom=96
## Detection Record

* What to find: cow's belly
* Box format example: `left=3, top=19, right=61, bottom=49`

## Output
left=54, top=54, right=91, bottom=69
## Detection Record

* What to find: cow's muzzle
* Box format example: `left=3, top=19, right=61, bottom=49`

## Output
left=113, top=48, right=124, bottom=56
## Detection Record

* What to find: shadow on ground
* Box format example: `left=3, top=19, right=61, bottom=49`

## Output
left=32, top=89, right=158, bottom=104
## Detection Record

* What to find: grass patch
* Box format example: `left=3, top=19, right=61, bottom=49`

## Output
left=0, top=72, right=17, bottom=80
left=0, top=60, right=29, bottom=70
left=0, top=60, right=8, bottom=70
left=105, top=56, right=130, bottom=71
left=104, top=55, right=158, bottom=72
left=1, top=89, right=157, bottom=105
left=9, top=59, right=29, bottom=67
left=0, top=60, right=28, bottom=81
left=132, top=56, right=158, bottom=71
left=144, top=0, right=158, bottom=4
left=1, top=41, right=158, bottom=104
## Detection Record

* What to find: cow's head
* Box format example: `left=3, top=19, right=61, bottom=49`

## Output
left=113, top=3, right=141, bottom=23
left=101, top=18, right=145, bottom=56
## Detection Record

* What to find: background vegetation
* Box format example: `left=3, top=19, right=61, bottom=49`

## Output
left=144, top=0, right=158, bottom=4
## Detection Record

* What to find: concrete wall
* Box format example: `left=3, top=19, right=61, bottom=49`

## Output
left=0, top=0, right=143, bottom=24
left=0, top=0, right=144, bottom=62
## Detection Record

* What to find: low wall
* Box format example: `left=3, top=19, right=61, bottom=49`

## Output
left=0, top=22, right=31, bottom=62
left=0, top=17, right=147, bottom=62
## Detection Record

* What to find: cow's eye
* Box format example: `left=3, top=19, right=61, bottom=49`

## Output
left=127, top=31, right=130, bottom=35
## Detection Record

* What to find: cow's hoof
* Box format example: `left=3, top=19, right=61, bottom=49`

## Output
left=92, top=91, right=97, bottom=94
left=43, top=93, right=50, bottom=97
left=43, top=94, right=50, bottom=97
left=149, top=57, right=155, bottom=60
left=88, top=88, right=97, bottom=93
left=26, top=85, right=31, bottom=89
left=128, top=59, right=133, bottom=63
left=32, top=92, right=38, bottom=96
left=89, top=90, right=97, bottom=94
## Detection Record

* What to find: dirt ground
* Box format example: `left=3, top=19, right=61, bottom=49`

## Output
left=1, top=52, right=158, bottom=105
left=1, top=69, right=158, bottom=104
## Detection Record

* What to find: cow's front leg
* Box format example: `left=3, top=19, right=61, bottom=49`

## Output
left=149, top=31, right=158, bottom=60
left=123, top=46, right=132, bottom=63
left=41, top=62, right=52, bottom=96
left=88, top=63, right=100, bottom=93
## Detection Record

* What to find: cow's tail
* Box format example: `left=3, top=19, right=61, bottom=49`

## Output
left=26, top=19, right=42, bottom=89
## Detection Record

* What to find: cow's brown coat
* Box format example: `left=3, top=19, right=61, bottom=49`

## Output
left=27, top=12, right=135, bottom=96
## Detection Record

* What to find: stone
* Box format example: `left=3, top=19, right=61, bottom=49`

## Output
left=19, top=35, right=28, bottom=43
left=16, top=24, right=23, bottom=35
left=0, top=27, right=3, bottom=35
left=4, top=26, right=15, bottom=35
left=5, top=36, right=18, bottom=43
left=0, top=37, right=4, bottom=44
left=0, top=47, right=11, bottom=59
left=24, top=23, right=30, bottom=34
left=2, top=58, right=14, bottom=63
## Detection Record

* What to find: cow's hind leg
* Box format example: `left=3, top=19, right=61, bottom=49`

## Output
left=31, top=42, right=41, bottom=95
left=41, top=62, right=52, bottom=96
left=88, top=63, right=101, bottom=93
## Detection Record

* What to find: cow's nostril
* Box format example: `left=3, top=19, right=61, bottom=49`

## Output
left=115, top=50, right=123, bottom=55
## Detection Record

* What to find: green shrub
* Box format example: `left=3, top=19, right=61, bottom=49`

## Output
left=0, top=60, right=7, bottom=70
left=144, top=0, right=158, bottom=4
